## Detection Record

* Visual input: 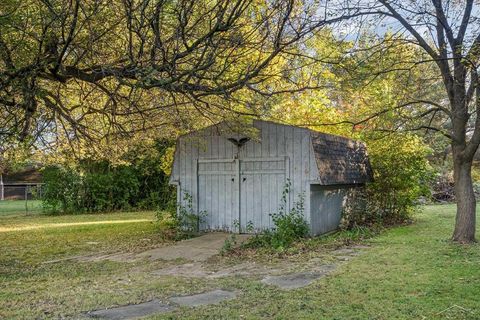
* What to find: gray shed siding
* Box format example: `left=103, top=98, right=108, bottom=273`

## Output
left=170, top=120, right=370, bottom=235
left=309, top=184, right=350, bottom=235
left=171, top=120, right=318, bottom=232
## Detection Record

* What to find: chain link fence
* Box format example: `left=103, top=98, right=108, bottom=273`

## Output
left=0, top=184, right=44, bottom=215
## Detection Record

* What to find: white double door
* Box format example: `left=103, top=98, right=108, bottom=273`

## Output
left=197, top=157, right=288, bottom=232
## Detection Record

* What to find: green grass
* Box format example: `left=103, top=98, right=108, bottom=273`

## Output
left=0, top=210, right=179, bottom=319
left=150, top=205, right=480, bottom=320
left=0, top=205, right=479, bottom=319
left=0, top=200, right=43, bottom=216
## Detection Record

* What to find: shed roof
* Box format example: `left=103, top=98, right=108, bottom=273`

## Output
left=2, top=168, right=43, bottom=184
left=310, top=131, right=373, bottom=185
left=173, top=119, right=373, bottom=185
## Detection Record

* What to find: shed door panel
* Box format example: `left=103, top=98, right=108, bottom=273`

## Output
left=240, top=158, right=286, bottom=232
left=197, top=159, right=237, bottom=231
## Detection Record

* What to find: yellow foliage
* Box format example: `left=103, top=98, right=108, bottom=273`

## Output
left=159, top=146, right=175, bottom=176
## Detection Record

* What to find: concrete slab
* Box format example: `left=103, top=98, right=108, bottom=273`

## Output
left=72, top=232, right=250, bottom=263
left=261, top=264, right=337, bottom=290
left=151, top=263, right=210, bottom=278
left=152, top=261, right=280, bottom=279
left=312, top=263, right=337, bottom=273
left=335, top=255, right=352, bottom=261
left=261, top=272, right=323, bottom=290
left=87, top=300, right=174, bottom=320
left=350, top=244, right=370, bottom=249
left=169, top=290, right=237, bottom=307
left=137, top=233, right=250, bottom=262
left=332, top=248, right=356, bottom=255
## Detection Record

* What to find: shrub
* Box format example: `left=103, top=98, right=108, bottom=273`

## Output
left=268, top=193, right=309, bottom=249
left=243, top=181, right=309, bottom=251
left=41, top=140, right=176, bottom=214
left=341, top=134, right=433, bottom=228
left=112, top=166, right=140, bottom=209
left=126, top=141, right=176, bottom=211
left=82, top=169, right=114, bottom=212
left=155, top=192, right=206, bottom=240
left=80, top=164, right=140, bottom=212
left=41, top=166, right=83, bottom=213
left=430, top=170, right=455, bottom=202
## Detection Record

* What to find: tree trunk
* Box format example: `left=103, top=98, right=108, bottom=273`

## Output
left=452, top=156, right=476, bottom=243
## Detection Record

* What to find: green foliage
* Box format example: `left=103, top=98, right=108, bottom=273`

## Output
left=342, top=134, right=433, bottom=228
left=129, top=141, right=176, bottom=211
left=220, top=233, right=237, bottom=255
left=41, top=166, right=83, bottom=213
left=176, top=192, right=207, bottom=235
left=155, top=192, right=206, bottom=240
left=244, top=181, right=309, bottom=251
left=112, top=166, right=140, bottom=209
left=41, top=140, right=176, bottom=213
left=79, top=161, right=140, bottom=212
left=42, top=164, right=138, bottom=213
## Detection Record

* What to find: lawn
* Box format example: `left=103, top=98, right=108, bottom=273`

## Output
left=152, top=204, right=480, bottom=320
left=0, top=199, right=43, bottom=217
left=0, top=204, right=479, bottom=319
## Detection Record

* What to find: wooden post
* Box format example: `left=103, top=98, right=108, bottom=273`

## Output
left=25, top=185, right=28, bottom=214
left=0, top=174, right=3, bottom=201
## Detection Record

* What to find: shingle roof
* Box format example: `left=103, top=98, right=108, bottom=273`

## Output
left=310, top=131, right=373, bottom=185
left=3, top=168, right=43, bottom=184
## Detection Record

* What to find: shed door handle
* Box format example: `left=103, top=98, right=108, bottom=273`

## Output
left=242, top=177, right=246, bottom=182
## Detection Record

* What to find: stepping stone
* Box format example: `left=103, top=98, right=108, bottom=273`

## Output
left=350, top=244, right=370, bottom=249
left=261, top=272, right=323, bottom=290
left=87, top=300, right=174, bottom=320
left=152, top=263, right=210, bottom=278
left=332, top=248, right=356, bottom=255
left=170, top=289, right=236, bottom=307
left=313, top=263, right=337, bottom=273
left=335, top=255, right=352, bottom=261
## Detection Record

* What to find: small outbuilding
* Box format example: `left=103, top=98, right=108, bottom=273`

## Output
left=170, top=120, right=372, bottom=235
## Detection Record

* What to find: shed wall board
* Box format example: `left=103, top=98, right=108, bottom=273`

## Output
left=309, top=184, right=350, bottom=235
left=171, top=121, right=315, bottom=232
left=169, top=120, right=369, bottom=234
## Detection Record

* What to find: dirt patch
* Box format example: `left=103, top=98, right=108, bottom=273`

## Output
left=150, top=243, right=369, bottom=280
left=152, top=261, right=283, bottom=279
left=76, top=233, right=251, bottom=263
left=86, top=244, right=368, bottom=319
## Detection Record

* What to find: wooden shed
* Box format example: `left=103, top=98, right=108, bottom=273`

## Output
left=169, top=120, right=372, bottom=235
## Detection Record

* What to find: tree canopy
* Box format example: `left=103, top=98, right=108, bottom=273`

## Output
left=0, top=0, right=341, bottom=153
left=2, top=0, right=480, bottom=242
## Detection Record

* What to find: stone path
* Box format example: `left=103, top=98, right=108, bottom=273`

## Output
left=79, top=233, right=251, bottom=263
left=135, top=233, right=250, bottom=262
left=86, top=241, right=369, bottom=319
left=87, top=290, right=236, bottom=319
left=88, top=300, right=173, bottom=320
left=261, top=272, right=325, bottom=290
left=152, top=261, right=282, bottom=279
left=170, top=289, right=236, bottom=307
left=261, top=263, right=337, bottom=290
